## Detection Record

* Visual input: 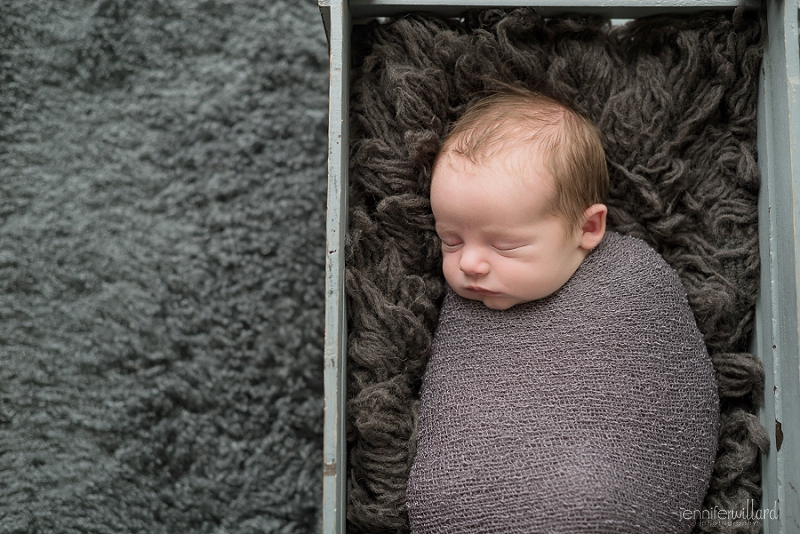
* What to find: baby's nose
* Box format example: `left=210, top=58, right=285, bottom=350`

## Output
left=459, top=246, right=490, bottom=275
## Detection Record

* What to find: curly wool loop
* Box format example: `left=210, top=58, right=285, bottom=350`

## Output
left=347, top=9, right=765, bottom=534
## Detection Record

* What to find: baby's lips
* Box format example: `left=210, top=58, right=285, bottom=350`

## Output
left=466, top=286, right=501, bottom=296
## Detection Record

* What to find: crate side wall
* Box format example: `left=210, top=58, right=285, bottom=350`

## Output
left=322, top=2, right=794, bottom=533
left=322, top=2, right=351, bottom=534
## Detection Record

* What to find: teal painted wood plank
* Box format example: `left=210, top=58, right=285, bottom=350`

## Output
left=756, top=0, right=800, bottom=532
left=756, top=35, right=784, bottom=534
left=322, top=1, right=350, bottom=534
left=349, top=0, right=759, bottom=18
left=755, top=33, right=780, bottom=534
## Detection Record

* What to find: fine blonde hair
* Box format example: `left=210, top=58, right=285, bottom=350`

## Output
left=435, top=86, right=609, bottom=233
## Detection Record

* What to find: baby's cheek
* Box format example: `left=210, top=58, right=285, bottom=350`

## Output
left=500, top=258, right=529, bottom=284
left=441, top=254, right=460, bottom=282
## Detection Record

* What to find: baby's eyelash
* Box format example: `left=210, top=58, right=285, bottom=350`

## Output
left=492, top=244, right=523, bottom=252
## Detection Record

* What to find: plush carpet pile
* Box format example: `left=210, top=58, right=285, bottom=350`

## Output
left=347, top=8, right=767, bottom=534
left=1, top=1, right=328, bottom=532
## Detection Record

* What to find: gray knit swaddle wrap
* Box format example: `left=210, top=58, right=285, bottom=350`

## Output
left=406, top=232, right=719, bottom=534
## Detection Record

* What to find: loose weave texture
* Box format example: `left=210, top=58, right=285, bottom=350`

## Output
left=346, top=8, right=767, bottom=534
left=407, top=232, right=719, bottom=534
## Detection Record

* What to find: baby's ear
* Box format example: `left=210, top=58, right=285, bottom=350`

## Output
left=579, top=204, right=607, bottom=250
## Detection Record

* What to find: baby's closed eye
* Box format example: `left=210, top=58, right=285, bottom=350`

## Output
left=491, top=242, right=528, bottom=252
left=441, top=239, right=463, bottom=251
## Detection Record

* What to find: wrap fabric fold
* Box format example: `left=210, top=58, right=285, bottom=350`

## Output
left=407, top=232, right=719, bottom=534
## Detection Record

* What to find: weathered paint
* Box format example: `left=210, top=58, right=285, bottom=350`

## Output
left=321, top=1, right=349, bottom=533
left=755, top=0, right=800, bottom=531
left=348, top=0, right=758, bottom=18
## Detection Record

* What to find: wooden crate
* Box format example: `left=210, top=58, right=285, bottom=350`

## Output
left=319, top=1, right=800, bottom=532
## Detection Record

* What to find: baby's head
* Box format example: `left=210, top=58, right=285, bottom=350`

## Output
left=430, top=86, right=609, bottom=310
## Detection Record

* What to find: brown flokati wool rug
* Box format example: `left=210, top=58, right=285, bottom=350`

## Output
left=346, top=8, right=767, bottom=534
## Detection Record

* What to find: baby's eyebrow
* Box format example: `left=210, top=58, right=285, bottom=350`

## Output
left=485, top=227, right=528, bottom=240
left=434, top=223, right=457, bottom=234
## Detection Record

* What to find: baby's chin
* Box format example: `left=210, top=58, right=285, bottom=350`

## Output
left=482, top=299, right=517, bottom=310
left=460, top=291, right=525, bottom=311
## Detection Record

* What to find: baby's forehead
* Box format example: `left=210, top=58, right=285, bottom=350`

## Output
left=444, top=116, right=559, bottom=158
left=435, top=140, right=554, bottom=187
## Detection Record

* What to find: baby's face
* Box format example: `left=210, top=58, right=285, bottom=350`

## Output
left=430, top=148, right=588, bottom=310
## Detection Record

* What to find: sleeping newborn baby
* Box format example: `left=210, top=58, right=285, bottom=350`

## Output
left=406, top=87, right=719, bottom=534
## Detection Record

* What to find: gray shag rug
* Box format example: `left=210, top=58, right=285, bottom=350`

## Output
left=1, top=1, right=328, bottom=532
left=347, top=8, right=768, bottom=534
